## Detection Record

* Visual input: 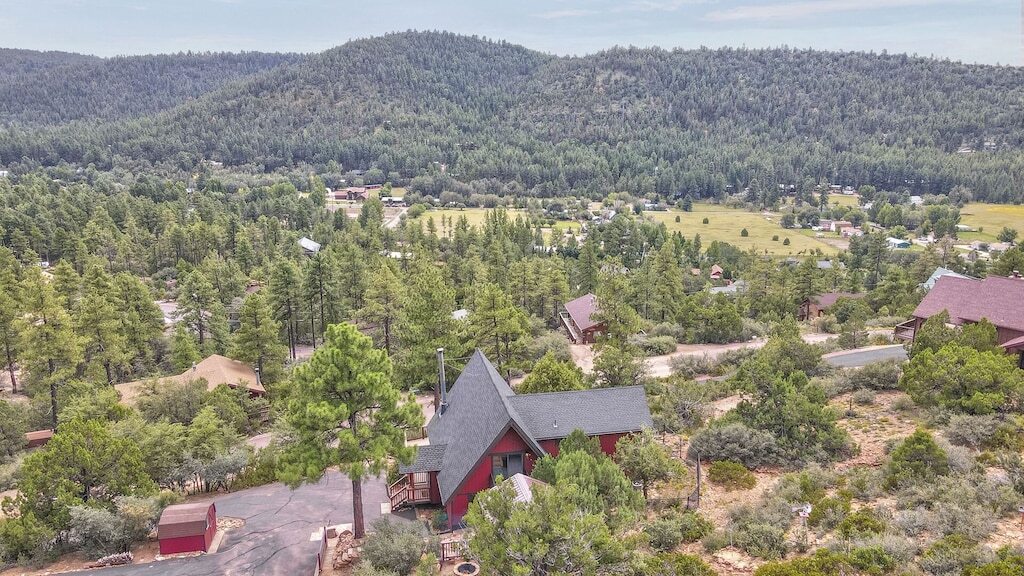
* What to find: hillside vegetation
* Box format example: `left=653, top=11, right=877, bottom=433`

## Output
left=0, top=32, right=1022, bottom=202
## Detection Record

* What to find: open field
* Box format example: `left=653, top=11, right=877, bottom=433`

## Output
left=959, top=202, right=1024, bottom=242
left=410, top=208, right=581, bottom=236
left=646, top=205, right=839, bottom=256
left=827, top=193, right=860, bottom=207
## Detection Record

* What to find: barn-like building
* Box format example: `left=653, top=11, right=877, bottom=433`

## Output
left=158, top=502, right=217, bottom=555
left=389, top=350, right=652, bottom=528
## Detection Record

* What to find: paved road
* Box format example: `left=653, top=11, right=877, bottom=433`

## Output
left=77, top=472, right=400, bottom=576
left=823, top=344, right=908, bottom=368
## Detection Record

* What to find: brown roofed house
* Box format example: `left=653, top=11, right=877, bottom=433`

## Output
left=895, top=274, right=1024, bottom=367
left=709, top=264, right=724, bottom=280
left=798, top=292, right=865, bottom=321
left=115, top=354, right=266, bottom=405
left=560, top=293, right=606, bottom=344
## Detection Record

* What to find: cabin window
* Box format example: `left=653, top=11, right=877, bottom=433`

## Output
left=491, top=453, right=524, bottom=483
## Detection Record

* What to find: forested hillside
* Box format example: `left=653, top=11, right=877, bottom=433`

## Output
left=1, top=31, right=1023, bottom=201
left=0, top=49, right=302, bottom=125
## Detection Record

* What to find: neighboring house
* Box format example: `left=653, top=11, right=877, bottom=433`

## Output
left=840, top=227, right=864, bottom=238
left=343, top=187, right=369, bottom=201
left=115, top=354, right=266, bottom=405
left=560, top=293, right=607, bottom=344
left=830, top=221, right=852, bottom=233
left=710, top=279, right=747, bottom=296
left=451, top=309, right=470, bottom=322
left=391, top=350, right=653, bottom=528
left=920, top=267, right=973, bottom=291
left=909, top=195, right=924, bottom=206
left=298, top=237, right=321, bottom=255
left=798, top=292, right=865, bottom=321
left=895, top=274, right=1024, bottom=367
left=886, top=237, right=911, bottom=249
left=381, top=196, right=406, bottom=207
left=158, top=503, right=217, bottom=555
left=816, top=260, right=835, bottom=270
left=709, top=264, right=724, bottom=280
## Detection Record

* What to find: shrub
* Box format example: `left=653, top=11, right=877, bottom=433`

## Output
left=772, top=235, right=779, bottom=241
left=782, top=238, right=791, bottom=246
left=430, top=510, right=448, bottom=532
left=852, top=388, right=875, bottom=406
left=808, top=495, right=851, bottom=530
left=944, top=414, right=1001, bottom=448
left=353, top=564, right=399, bottom=576
left=848, top=546, right=898, bottom=575
left=708, top=461, right=757, bottom=491
left=415, top=553, right=438, bottom=576
left=361, top=517, right=431, bottom=576
left=644, top=552, right=717, bottom=576
left=735, top=523, right=787, bottom=559
left=631, top=335, right=678, bottom=356
left=687, top=423, right=782, bottom=469
left=919, top=534, right=988, bottom=576
left=701, top=530, right=730, bottom=552
left=843, top=361, right=903, bottom=391
left=702, top=217, right=709, bottom=224
left=645, top=517, right=683, bottom=551
left=845, top=467, right=884, bottom=500
left=0, top=512, right=54, bottom=563
left=741, top=228, right=749, bottom=237
left=836, top=508, right=886, bottom=540
left=648, top=323, right=687, bottom=343
left=885, top=430, right=949, bottom=490
left=678, top=512, right=713, bottom=543
left=671, top=354, right=716, bottom=378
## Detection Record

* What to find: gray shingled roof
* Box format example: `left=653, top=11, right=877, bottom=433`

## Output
left=409, top=350, right=652, bottom=505
left=399, top=444, right=446, bottom=473
left=508, top=386, right=654, bottom=441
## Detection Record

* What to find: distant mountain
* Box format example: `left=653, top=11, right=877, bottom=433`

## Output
left=0, top=49, right=304, bottom=124
left=1, top=31, right=1022, bottom=201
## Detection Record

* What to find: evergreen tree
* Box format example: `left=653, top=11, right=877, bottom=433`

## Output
left=468, top=283, right=529, bottom=373
left=75, top=265, right=129, bottom=385
left=0, top=248, right=20, bottom=393
left=279, top=323, right=423, bottom=539
left=395, top=262, right=457, bottom=391
left=268, top=259, right=303, bottom=359
left=230, top=292, right=287, bottom=385
left=177, top=269, right=227, bottom=354
left=357, top=260, right=403, bottom=355
left=170, top=324, right=201, bottom=373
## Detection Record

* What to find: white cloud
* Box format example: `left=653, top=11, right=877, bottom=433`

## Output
left=705, top=0, right=961, bottom=22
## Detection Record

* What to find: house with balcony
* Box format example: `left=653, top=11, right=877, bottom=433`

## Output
left=559, top=293, right=607, bottom=344
left=389, top=350, right=652, bottom=528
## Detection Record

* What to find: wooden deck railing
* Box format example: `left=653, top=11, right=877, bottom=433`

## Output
left=388, top=475, right=432, bottom=510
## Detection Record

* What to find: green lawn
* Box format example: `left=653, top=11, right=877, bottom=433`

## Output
left=958, top=203, right=1024, bottom=242
left=646, top=205, right=839, bottom=256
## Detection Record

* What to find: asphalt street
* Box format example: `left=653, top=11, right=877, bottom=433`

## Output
left=74, top=471, right=399, bottom=576
left=823, top=344, right=908, bottom=368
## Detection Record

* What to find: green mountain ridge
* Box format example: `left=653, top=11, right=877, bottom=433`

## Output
left=1, top=31, right=1022, bottom=201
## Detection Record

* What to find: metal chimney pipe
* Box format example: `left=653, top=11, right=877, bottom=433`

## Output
left=437, top=348, right=448, bottom=415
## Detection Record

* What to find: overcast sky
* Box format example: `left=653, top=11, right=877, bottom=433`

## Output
left=1, top=0, right=1020, bottom=66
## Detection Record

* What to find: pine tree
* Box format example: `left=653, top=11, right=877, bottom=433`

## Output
left=0, top=248, right=21, bottom=393
left=576, top=238, right=600, bottom=294
left=177, top=269, right=226, bottom=354
left=650, top=242, right=684, bottom=323
left=111, top=272, right=164, bottom=369
left=75, top=265, right=128, bottom=385
left=357, top=260, right=403, bottom=355
left=395, top=262, right=457, bottom=391
left=170, top=324, right=201, bottom=372
left=468, top=283, right=529, bottom=373
left=268, top=259, right=303, bottom=359
left=18, top=267, right=83, bottom=428
left=279, top=323, right=423, bottom=539
left=231, top=292, right=287, bottom=385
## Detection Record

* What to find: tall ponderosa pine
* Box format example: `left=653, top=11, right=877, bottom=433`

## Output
left=231, top=292, right=287, bottom=385
left=177, top=270, right=228, bottom=354
left=18, top=267, right=83, bottom=428
left=269, top=259, right=303, bottom=360
left=468, top=282, right=529, bottom=373
left=0, top=247, right=21, bottom=393
left=75, top=265, right=129, bottom=385
left=279, top=323, right=423, bottom=539
left=395, top=262, right=456, bottom=390
left=357, top=260, right=403, bottom=355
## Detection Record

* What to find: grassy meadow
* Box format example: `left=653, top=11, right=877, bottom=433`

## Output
left=646, top=205, right=839, bottom=256
left=958, top=203, right=1024, bottom=242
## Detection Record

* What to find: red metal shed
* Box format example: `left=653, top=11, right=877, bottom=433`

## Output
left=158, top=502, right=217, bottom=555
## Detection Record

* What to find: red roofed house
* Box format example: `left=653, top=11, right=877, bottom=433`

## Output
left=798, top=292, right=865, bottom=321
left=560, top=293, right=606, bottom=344
left=895, top=274, right=1024, bottom=367
left=390, top=350, right=653, bottom=529
left=709, top=264, right=724, bottom=280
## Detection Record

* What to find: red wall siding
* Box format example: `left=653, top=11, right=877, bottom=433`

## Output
left=539, top=433, right=627, bottom=459
left=428, top=471, right=441, bottom=504
left=448, top=428, right=534, bottom=524
left=160, top=534, right=208, bottom=555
